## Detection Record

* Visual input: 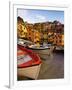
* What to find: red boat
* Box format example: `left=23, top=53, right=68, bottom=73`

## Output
left=17, top=44, right=42, bottom=79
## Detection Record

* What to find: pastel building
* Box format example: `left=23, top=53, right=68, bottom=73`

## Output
left=17, top=17, right=28, bottom=39
left=53, top=33, right=64, bottom=46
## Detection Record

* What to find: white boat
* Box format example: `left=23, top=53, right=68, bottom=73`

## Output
left=27, top=44, right=54, bottom=59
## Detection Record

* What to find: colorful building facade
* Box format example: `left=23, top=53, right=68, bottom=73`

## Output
left=17, top=17, right=28, bottom=39
left=17, top=17, right=64, bottom=47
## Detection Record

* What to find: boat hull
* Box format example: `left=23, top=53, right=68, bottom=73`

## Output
left=31, top=46, right=54, bottom=59
left=18, top=64, right=41, bottom=80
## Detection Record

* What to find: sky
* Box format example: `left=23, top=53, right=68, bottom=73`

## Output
left=17, top=9, right=64, bottom=24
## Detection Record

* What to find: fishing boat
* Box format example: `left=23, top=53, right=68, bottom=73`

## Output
left=17, top=44, right=42, bottom=79
left=27, top=44, right=54, bottom=59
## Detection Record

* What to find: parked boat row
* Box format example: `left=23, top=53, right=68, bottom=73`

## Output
left=17, top=39, right=54, bottom=59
